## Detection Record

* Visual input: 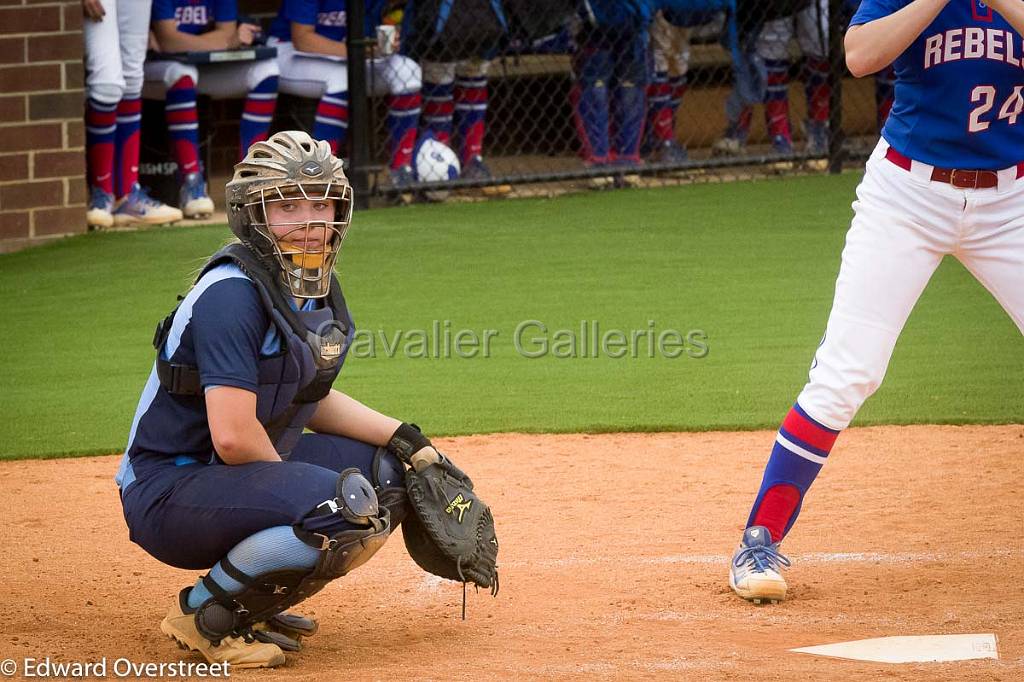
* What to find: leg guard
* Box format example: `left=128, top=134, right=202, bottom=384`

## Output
left=193, top=469, right=391, bottom=644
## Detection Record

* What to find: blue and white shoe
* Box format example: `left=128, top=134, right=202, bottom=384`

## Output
left=650, top=140, right=689, bottom=164
left=113, top=184, right=183, bottom=227
left=389, top=164, right=416, bottom=189
left=805, top=119, right=829, bottom=155
left=461, top=155, right=492, bottom=181
left=771, top=134, right=794, bottom=155
left=729, top=526, right=791, bottom=604
left=86, top=186, right=115, bottom=229
left=179, top=172, right=214, bottom=219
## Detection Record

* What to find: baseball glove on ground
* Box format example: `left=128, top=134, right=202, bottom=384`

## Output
left=402, top=456, right=499, bottom=595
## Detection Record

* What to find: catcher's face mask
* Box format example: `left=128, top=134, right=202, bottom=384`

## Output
left=246, top=182, right=353, bottom=299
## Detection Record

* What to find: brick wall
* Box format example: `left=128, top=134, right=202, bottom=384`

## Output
left=0, top=1, right=85, bottom=254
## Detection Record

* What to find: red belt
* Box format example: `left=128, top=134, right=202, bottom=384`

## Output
left=884, top=147, right=1024, bottom=189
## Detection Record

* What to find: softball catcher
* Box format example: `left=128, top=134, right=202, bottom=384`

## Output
left=116, top=131, right=497, bottom=668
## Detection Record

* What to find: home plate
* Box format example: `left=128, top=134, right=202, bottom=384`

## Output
left=790, top=634, right=998, bottom=663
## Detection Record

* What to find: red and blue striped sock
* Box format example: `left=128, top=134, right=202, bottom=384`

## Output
left=86, top=98, right=117, bottom=194
left=114, top=96, right=142, bottom=198
left=454, top=76, right=487, bottom=164
left=746, top=403, right=841, bottom=543
left=312, top=90, right=348, bottom=155
left=166, top=76, right=201, bottom=175
left=647, top=70, right=674, bottom=143
left=803, top=57, right=830, bottom=124
left=764, top=59, right=791, bottom=140
left=422, top=79, right=454, bottom=146
left=388, top=92, right=421, bottom=169
left=239, top=76, right=278, bottom=157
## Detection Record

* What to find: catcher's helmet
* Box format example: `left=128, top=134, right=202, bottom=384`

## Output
left=226, top=131, right=353, bottom=299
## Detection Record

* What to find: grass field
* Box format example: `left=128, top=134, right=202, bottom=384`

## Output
left=1, top=172, right=1021, bottom=459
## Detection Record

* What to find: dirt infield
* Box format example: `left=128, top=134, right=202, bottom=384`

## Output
left=2, top=425, right=1023, bottom=680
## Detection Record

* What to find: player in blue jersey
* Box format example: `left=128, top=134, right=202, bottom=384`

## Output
left=727, top=0, right=1024, bottom=604
left=268, top=0, right=423, bottom=187
left=145, top=0, right=279, bottom=218
left=116, top=131, right=453, bottom=666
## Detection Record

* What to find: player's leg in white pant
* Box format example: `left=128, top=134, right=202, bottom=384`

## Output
left=201, top=59, right=281, bottom=160
left=756, top=17, right=795, bottom=151
left=372, top=55, right=422, bottom=174
left=83, top=0, right=125, bottom=227
left=731, top=141, right=960, bottom=604
left=273, top=40, right=349, bottom=155
left=421, top=60, right=458, bottom=146
left=798, top=145, right=960, bottom=427
left=104, top=0, right=180, bottom=225
left=453, top=58, right=491, bottom=173
left=795, top=0, right=830, bottom=153
left=954, top=180, right=1024, bottom=334
left=141, top=61, right=213, bottom=219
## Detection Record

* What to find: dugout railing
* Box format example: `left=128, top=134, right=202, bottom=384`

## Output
left=339, top=0, right=881, bottom=206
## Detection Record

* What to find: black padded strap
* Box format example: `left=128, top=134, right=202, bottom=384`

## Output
left=219, top=558, right=255, bottom=587
left=155, top=359, right=202, bottom=396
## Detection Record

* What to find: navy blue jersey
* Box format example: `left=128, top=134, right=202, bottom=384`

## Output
left=115, top=264, right=322, bottom=489
left=269, top=0, right=386, bottom=43
left=152, top=0, right=238, bottom=36
left=851, top=0, right=1024, bottom=169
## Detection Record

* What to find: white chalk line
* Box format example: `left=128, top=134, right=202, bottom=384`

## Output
left=508, top=548, right=1023, bottom=570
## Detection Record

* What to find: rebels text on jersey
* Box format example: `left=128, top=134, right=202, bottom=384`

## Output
left=152, top=0, right=238, bottom=36
left=851, top=0, right=1024, bottom=169
left=269, top=0, right=388, bottom=43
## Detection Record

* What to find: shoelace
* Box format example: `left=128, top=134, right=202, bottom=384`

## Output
left=127, top=185, right=162, bottom=209
left=90, top=186, right=112, bottom=208
left=733, top=543, right=791, bottom=574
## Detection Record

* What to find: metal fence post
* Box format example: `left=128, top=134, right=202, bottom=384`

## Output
left=827, top=0, right=846, bottom=175
left=347, top=0, right=371, bottom=209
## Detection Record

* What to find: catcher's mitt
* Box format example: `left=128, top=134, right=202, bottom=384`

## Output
left=402, top=456, right=499, bottom=598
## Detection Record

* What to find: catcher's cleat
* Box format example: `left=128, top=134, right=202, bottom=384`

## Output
left=160, top=588, right=286, bottom=668
left=729, top=526, right=790, bottom=604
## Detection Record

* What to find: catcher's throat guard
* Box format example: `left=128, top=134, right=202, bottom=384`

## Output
left=193, top=470, right=391, bottom=644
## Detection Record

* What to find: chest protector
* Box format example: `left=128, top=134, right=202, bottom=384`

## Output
left=153, top=244, right=354, bottom=455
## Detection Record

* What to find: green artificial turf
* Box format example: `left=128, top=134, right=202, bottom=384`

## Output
left=1, top=172, right=1021, bottom=459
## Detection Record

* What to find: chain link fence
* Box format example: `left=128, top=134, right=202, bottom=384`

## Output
left=288, top=1, right=896, bottom=204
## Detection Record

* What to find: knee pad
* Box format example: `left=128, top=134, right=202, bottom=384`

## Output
left=164, top=62, right=200, bottom=89
left=193, top=469, right=391, bottom=644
